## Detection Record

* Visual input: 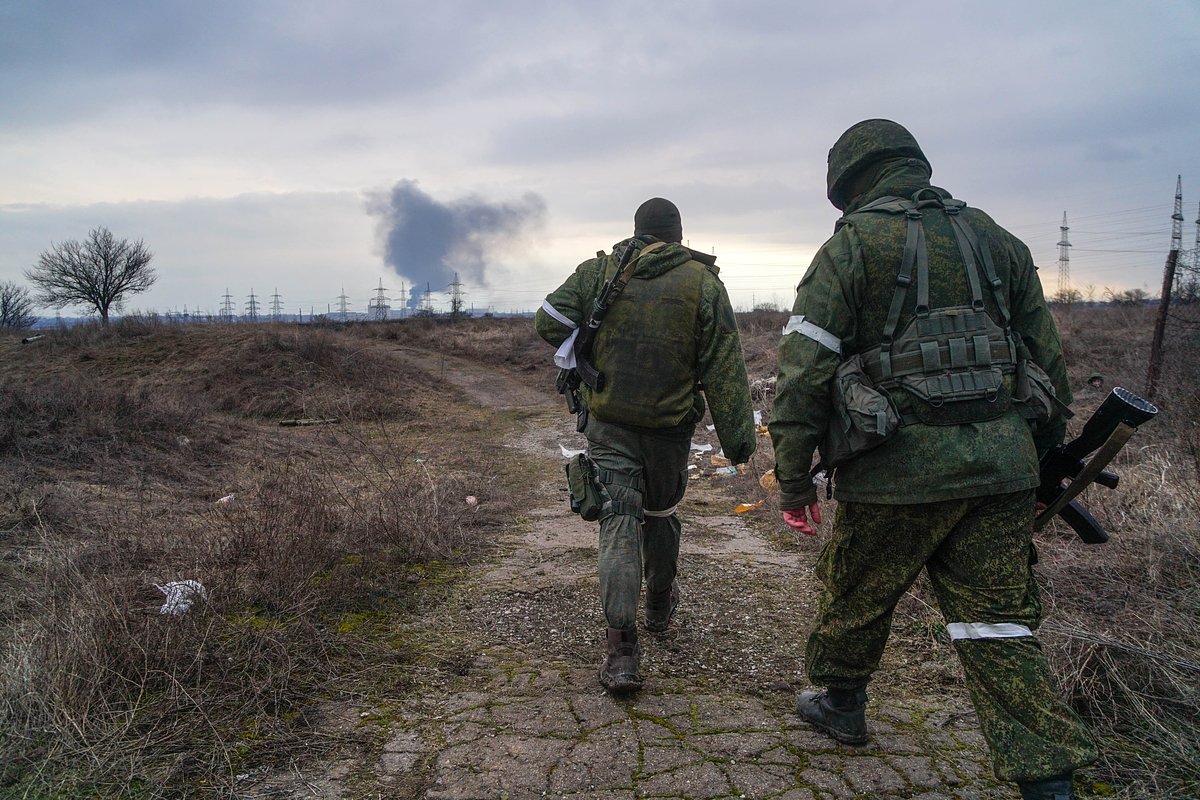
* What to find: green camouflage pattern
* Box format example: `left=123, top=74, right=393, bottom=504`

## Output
left=536, top=238, right=756, bottom=464
left=805, top=491, right=1098, bottom=782
left=769, top=160, right=1071, bottom=509
left=584, top=416, right=690, bottom=631
left=826, top=119, right=928, bottom=210
left=586, top=247, right=707, bottom=428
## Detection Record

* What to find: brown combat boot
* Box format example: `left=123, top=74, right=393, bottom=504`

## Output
left=796, top=686, right=869, bottom=745
left=598, top=627, right=642, bottom=694
left=644, top=582, right=681, bottom=633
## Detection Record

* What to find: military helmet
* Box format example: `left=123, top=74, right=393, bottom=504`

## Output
left=826, top=119, right=930, bottom=210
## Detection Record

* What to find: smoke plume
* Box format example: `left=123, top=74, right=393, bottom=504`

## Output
left=367, top=179, right=546, bottom=308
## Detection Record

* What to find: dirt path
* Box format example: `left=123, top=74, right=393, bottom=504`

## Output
left=250, top=352, right=1008, bottom=800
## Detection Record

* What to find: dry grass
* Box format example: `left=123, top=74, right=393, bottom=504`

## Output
left=1, top=309, right=1195, bottom=797
left=734, top=304, right=1200, bottom=798
left=0, top=319, right=510, bottom=797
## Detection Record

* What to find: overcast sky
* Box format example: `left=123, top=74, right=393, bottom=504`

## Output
left=2, top=1, right=1197, bottom=318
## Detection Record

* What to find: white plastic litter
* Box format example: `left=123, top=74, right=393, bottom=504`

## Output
left=690, top=442, right=713, bottom=453
left=753, top=410, right=763, bottom=425
left=216, top=494, right=236, bottom=505
left=559, top=444, right=586, bottom=459
left=155, top=580, right=208, bottom=616
left=706, top=424, right=716, bottom=431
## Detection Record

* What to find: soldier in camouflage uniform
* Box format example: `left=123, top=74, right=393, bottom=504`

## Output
left=536, top=198, right=756, bottom=694
left=769, top=121, right=1097, bottom=800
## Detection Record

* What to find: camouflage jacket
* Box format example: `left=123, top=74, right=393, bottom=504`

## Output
left=536, top=238, right=757, bottom=464
left=769, top=164, right=1071, bottom=507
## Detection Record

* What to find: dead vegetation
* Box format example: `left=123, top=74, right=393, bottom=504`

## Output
left=736, top=304, right=1200, bottom=798
left=0, top=318, right=513, bottom=797
left=0, top=308, right=1195, bottom=798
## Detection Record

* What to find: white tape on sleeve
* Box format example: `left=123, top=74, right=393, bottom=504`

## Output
left=782, top=315, right=842, bottom=354
left=541, top=299, right=577, bottom=329
left=946, top=622, right=1035, bottom=641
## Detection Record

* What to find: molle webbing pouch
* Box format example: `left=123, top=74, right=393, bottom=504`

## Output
left=853, top=190, right=1020, bottom=427
left=565, top=453, right=644, bottom=522
left=869, top=306, right=1016, bottom=425
left=1013, top=356, right=1063, bottom=424
left=565, top=453, right=608, bottom=521
left=819, top=354, right=902, bottom=469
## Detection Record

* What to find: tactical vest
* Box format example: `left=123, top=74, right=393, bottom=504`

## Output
left=584, top=250, right=710, bottom=428
left=849, top=189, right=1022, bottom=426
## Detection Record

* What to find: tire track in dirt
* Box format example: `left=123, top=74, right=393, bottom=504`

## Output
left=249, top=349, right=1007, bottom=799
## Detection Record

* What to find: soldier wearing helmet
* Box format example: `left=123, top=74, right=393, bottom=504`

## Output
left=769, top=120, right=1097, bottom=799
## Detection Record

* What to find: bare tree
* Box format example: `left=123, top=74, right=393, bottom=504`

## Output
left=25, top=227, right=156, bottom=325
left=0, top=281, right=38, bottom=329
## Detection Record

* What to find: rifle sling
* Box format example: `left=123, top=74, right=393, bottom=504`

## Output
left=575, top=241, right=666, bottom=363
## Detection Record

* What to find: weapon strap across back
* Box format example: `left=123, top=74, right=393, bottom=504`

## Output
left=572, top=239, right=666, bottom=390
left=586, top=240, right=665, bottom=329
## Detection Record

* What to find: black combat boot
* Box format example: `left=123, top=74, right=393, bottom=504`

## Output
left=795, top=686, right=869, bottom=745
left=644, top=582, right=681, bottom=633
left=1018, top=775, right=1075, bottom=800
left=598, top=627, right=642, bottom=694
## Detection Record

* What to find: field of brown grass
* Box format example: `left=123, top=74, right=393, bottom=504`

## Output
left=0, top=308, right=1195, bottom=798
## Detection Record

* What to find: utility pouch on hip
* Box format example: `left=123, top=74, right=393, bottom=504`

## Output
left=1013, top=358, right=1065, bottom=424
left=819, top=354, right=902, bottom=469
left=565, top=453, right=609, bottom=521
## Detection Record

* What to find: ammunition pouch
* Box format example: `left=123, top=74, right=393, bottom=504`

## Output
left=819, top=354, right=902, bottom=469
left=565, top=453, right=644, bottom=522
left=1013, top=357, right=1063, bottom=425
left=565, top=453, right=609, bottom=521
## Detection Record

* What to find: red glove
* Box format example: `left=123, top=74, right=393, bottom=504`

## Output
left=782, top=503, right=822, bottom=536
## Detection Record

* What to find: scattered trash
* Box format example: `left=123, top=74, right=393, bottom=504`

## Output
left=690, top=442, right=713, bottom=453
left=711, top=454, right=731, bottom=467
left=759, top=470, right=779, bottom=492
left=465, top=495, right=479, bottom=507
left=687, top=464, right=698, bottom=471
left=414, top=458, right=427, bottom=463
left=713, top=466, right=738, bottom=476
left=20, top=334, right=45, bottom=344
left=216, top=494, right=236, bottom=505
left=706, top=424, right=716, bottom=432
left=279, top=417, right=340, bottom=427
left=753, top=410, right=763, bottom=426
left=734, top=501, right=764, bottom=513
left=155, top=580, right=208, bottom=615
left=559, top=444, right=586, bottom=459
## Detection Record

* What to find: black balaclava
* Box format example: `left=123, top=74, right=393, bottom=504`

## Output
left=633, top=197, right=683, bottom=243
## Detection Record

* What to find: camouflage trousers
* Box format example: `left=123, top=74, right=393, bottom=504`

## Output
left=584, top=416, right=692, bottom=631
left=805, top=490, right=1098, bottom=782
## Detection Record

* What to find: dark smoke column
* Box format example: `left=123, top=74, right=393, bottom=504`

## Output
left=367, top=179, right=546, bottom=310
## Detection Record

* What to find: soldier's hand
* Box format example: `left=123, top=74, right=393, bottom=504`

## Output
left=782, top=504, right=822, bottom=536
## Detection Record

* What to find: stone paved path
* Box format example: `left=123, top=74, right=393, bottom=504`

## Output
left=248, top=352, right=1010, bottom=799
